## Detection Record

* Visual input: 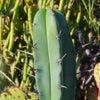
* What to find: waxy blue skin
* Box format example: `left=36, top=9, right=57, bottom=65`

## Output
left=33, top=8, right=76, bottom=100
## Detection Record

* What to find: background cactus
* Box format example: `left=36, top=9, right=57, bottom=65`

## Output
left=0, top=54, right=7, bottom=92
left=33, top=8, right=76, bottom=100
left=94, top=63, right=100, bottom=99
left=0, top=87, right=26, bottom=100
left=94, top=63, right=100, bottom=90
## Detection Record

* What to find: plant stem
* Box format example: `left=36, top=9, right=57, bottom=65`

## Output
left=28, top=7, right=33, bottom=40
left=50, top=0, right=54, bottom=8
left=0, top=17, right=2, bottom=44
left=3, top=33, right=10, bottom=48
left=8, top=8, right=18, bottom=50
left=6, top=0, right=13, bottom=14
left=38, top=0, right=43, bottom=9
left=20, top=54, right=28, bottom=88
left=66, top=0, right=73, bottom=22
left=59, top=0, right=64, bottom=11
left=10, top=0, right=20, bottom=13
left=0, top=0, right=6, bottom=13
left=42, top=0, right=46, bottom=8
left=70, top=11, right=81, bottom=35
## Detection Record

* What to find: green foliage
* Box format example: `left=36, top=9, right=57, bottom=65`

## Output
left=33, top=8, right=76, bottom=100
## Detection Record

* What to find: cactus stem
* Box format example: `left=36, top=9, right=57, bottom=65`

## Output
left=59, top=84, right=67, bottom=89
left=56, top=30, right=62, bottom=40
left=28, top=29, right=33, bottom=31
left=33, top=8, right=76, bottom=100
left=58, top=53, right=67, bottom=63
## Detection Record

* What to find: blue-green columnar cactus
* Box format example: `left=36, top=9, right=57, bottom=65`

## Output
left=33, top=8, right=76, bottom=100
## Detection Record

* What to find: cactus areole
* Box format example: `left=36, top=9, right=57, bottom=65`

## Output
left=33, top=8, right=76, bottom=100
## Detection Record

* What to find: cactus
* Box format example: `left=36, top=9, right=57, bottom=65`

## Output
left=0, top=53, right=7, bottom=92
left=94, top=63, right=100, bottom=89
left=94, top=63, right=100, bottom=99
left=0, top=87, right=26, bottom=100
left=33, top=8, right=76, bottom=100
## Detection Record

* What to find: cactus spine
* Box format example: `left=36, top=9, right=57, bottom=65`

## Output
left=33, top=8, right=76, bottom=100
